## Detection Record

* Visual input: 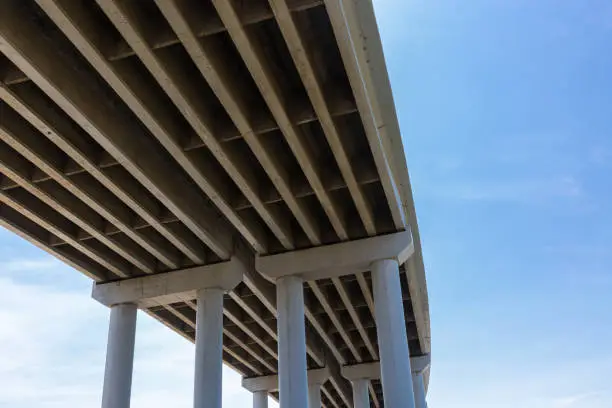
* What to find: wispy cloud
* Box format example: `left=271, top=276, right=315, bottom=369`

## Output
left=551, top=391, right=607, bottom=408
left=429, top=357, right=612, bottom=408
left=4, top=257, right=62, bottom=272
left=0, top=255, right=276, bottom=408
left=588, top=146, right=612, bottom=167
left=0, top=274, right=104, bottom=406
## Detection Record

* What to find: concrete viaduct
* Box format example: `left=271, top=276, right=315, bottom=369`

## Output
left=0, top=0, right=431, bottom=407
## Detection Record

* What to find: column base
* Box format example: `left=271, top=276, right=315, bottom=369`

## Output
left=372, top=258, right=416, bottom=408
left=351, top=379, right=369, bottom=408
left=253, top=390, right=268, bottom=408
left=102, top=303, right=137, bottom=408
left=277, top=276, right=308, bottom=408
left=194, top=288, right=224, bottom=408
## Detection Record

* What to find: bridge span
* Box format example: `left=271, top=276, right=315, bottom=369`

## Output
left=0, top=1, right=430, bottom=407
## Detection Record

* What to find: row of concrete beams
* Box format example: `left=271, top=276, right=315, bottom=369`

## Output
left=340, top=358, right=430, bottom=408
left=92, top=230, right=421, bottom=408
left=0, top=0, right=407, bottom=264
left=3, top=0, right=336, bottom=255
left=1, top=0, right=406, bottom=357
left=24, top=0, right=395, bottom=253
left=0, top=2, right=424, bottom=404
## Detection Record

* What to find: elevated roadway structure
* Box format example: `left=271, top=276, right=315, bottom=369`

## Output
left=0, top=0, right=431, bottom=407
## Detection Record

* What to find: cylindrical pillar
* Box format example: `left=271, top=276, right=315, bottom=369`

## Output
left=412, top=372, right=427, bottom=408
left=372, top=258, right=415, bottom=408
left=308, top=382, right=321, bottom=408
left=194, top=288, right=224, bottom=408
left=253, top=391, right=268, bottom=408
left=277, top=275, right=308, bottom=408
left=101, top=303, right=137, bottom=408
left=351, top=379, right=370, bottom=408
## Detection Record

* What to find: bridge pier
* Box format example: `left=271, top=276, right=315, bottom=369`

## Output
left=410, top=354, right=431, bottom=408
left=307, top=366, right=329, bottom=408
left=101, top=303, right=137, bottom=408
left=341, top=356, right=431, bottom=408
left=257, top=231, right=419, bottom=408
left=308, top=382, right=322, bottom=408
left=350, top=379, right=370, bottom=408
left=194, top=288, right=224, bottom=408
left=93, top=259, right=244, bottom=408
left=372, top=258, right=416, bottom=407
left=93, top=235, right=426, bottom=408
left=253, top=391, right=268, bottom=408
left=277, top=276, right=309, bottom=408
left=412, top=371, right=428, bottom=408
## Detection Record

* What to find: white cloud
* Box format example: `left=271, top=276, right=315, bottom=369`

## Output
left=4, top=257, right=62, bottom=272
left=550, top=392, right=606, bottom=408
left=0, top=254, right=277, bottom=408
left=427, top=352, right=612, bottom=408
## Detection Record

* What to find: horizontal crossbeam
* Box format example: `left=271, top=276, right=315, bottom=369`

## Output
left=256, top=230, right=414, bottom=281
left=341, top=354, right=430, bottom=381
left=92, top=258, right=245, bottom=307
left=242, top=366, right=331, bottom=392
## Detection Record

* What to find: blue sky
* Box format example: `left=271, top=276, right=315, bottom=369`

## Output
left=373, top=0, right=612, bottom=407
left=1, top=1, right=611, bottom=407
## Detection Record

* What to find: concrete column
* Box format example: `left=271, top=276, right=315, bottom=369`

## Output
left=412, top=372, right=427, bottom=408
left=372, top=258, right=415, bottom=408
left=277, top=275, right=308, bottom=408
left=253, top=391, right=268, bottom=408
left=351, top=379, right=370, bottom=408
left=101, top=303, right=137, bottom=408
left=194, top=288, right=224, bottom=408
left=308, top=382, right=322, bottom=408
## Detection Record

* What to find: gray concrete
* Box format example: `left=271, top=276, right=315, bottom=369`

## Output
left=308, top=382, right=322, bottom=408
left=0, top=1, right=432, bottom=406
left=256, top=231, right=413, bottom=281
left=351, top=379, right=369, bottom=408
left=194, top=288, right=224, bottom=408
left=372, top=259, right=416, bottom=408
left=92, top=258, right=245, bottom=307
left=101, top=303, right=137, bottom=408
left=242, top=367, right=331, bottom=393
left=277, top=276, right=308, bottom=408
left=307, top=366, right=330, bottom=408
left=253, top=391, right=268, bottom=408
left=412, top=372, right=427, bottom=408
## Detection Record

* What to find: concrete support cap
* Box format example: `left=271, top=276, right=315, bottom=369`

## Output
left=92, top=257, right=245, bottom=307
left=341, top=355, right=431, bottom=380
left=341, top=361, right=380, bottom=381
left=256, top=230, right=414, bottom=281
left=242, top=367, right=331, bottom=392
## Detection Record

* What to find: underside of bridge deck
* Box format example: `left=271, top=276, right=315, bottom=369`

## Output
left=0, top=1, right=430, bottom=407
